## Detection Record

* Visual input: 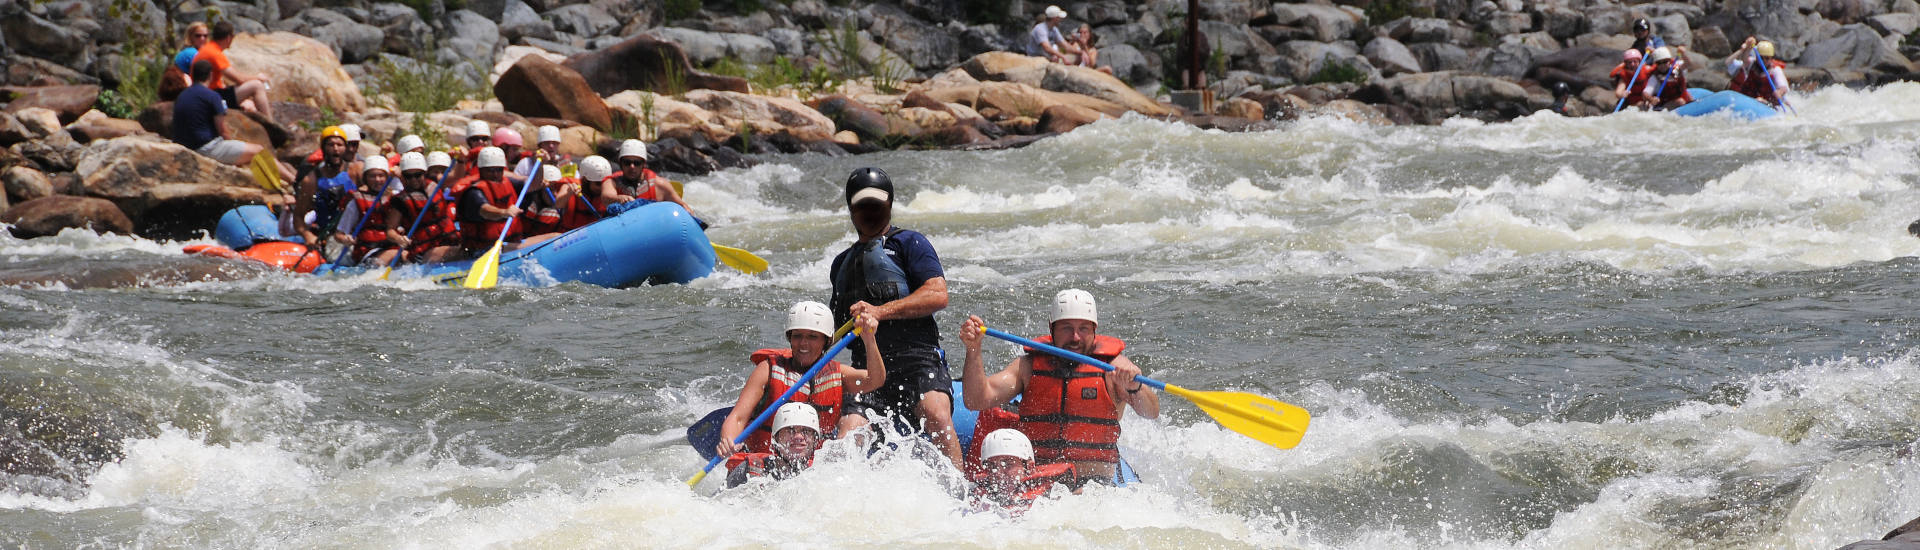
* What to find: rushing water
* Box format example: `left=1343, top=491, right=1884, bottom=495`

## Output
left=5, top=84, right=1920, bottom=549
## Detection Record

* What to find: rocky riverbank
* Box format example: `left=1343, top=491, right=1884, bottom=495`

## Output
left=1, top=0, right=1917, bottom=239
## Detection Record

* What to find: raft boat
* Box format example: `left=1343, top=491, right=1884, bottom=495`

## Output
left=186, top=202, right=716, bottom=287
left=1672, top=87, right=1780, bottom=120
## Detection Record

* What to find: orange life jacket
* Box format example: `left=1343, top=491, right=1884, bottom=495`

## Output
left=1730, top=59, right=1787, bottom=105
left=723, top=451, right=814, bottom=483
left=745, top=348, right=844, bottom=454
left=969, top=462, right=1077, bottom=510
left=349, top=190, right=392, bottom=259
left=386, top=190, right=457, bottom=257
left=458, top=175, right=520, bottom=251
left=1020, top=334, right=1124, bottom=464
left=1610, top=63, right=1658, bottom=106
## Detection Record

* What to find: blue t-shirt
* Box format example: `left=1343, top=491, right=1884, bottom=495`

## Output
left=172, top=84, right=225, bottom=151
left=173, top=47, right=197, bottom=73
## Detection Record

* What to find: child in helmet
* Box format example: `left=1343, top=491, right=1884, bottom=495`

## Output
left=725, top=403, right=828, bottom=487
left=717, top=302, right=887, bottom=458
left=968, top=429, right=1077, bottom=514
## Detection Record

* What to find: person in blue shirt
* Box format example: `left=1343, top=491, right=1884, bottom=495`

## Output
left=829, top=167, right=962, bottom=469
left=173, top=59, right=263, bottom=168
left=173, top=22, right=208, bottom=75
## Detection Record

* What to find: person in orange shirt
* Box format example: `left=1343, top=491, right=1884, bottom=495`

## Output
left=190, top=21, right=274, bottom=123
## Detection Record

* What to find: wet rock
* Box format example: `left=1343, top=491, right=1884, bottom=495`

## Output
left=1241, top=89, right=1312, bottom=120
left=1799, top=24, right=1917, bottom=73
left=280, top=8, right=385, bottom=64
left=1527, top=47, right=1621, bottom=91
left=1218, top=96, right=1265, bottom=120
left=563, top=34, right=749, bottom=96
left=0, top=195, right=133, bottom=237
left=1366, top=36, right=1425, bottom=76
left=1383, top=70, right=1530, bottom=123
left=1269, top=3, right=1366, bottom=42
left=2, top=165, right=53, bottom=202
left=73, top=137, right=262, bottom=233
left=681, top=89, right=837, bottom=143
left=224, top=32, right=368, bottom=115
left=809, top=95, right=890, bottom=142
left=3, top=85, right=101, bottom=124
left=493, top=54, right=613, bottom=131
left=1036, top=103, right=1107, bottom=134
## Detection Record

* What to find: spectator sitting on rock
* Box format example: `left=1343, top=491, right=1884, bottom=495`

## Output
left=191, top=21, right=276, bottom=124
left=161, top=22, right=210, bottom=101
left=174, top=59, right=293, bottom=182
left=1070, top=25, right=1113, bottom=75
left=1026, top=5, right=1074, bottom=64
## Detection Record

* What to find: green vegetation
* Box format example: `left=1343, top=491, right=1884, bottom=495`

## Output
left=1308, top=56, right=1370, bottom=85
left=665, top=0, right=700, bottom=20
left=825, top=22, right=910, bottom=94
left=295, top=106, right=342, bottom=134
left=703, top=55, right=837, bottom=97
left=1364, top=0, right=1433, bottom=23
left=364, top=56, right=491, bottom=113
left=638, top=91, right=657, bottom=141
left=733, top=120, right=754, bottom=153
left=608, top=110, right=645, bottom=142
left=406, top=112, right=446, bottom=150
left=100, top=51, right=166, bottom=119
left=659, top=51, right=689, bottom=96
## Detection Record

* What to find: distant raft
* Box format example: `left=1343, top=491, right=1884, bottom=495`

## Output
left=1672, top=88, right=1780, bottom=120
left=190, top=203, right=716, bottom=287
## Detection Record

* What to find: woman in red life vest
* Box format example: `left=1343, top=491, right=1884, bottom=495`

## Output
left=1641, top=46, right=1694, bottom=110
left=598, top=139, right=696, bottom=218
left=958, top=289, right=1161, bottom=486
left=1728, top=37, right=1790, bottom=107
left=969, top=429, right=1077, bottom=514
left=716, top=302, right=888, bottom=458
left=725, top=402, right=828, bottom=488
left=1611, top=48, right=1655, bottom=110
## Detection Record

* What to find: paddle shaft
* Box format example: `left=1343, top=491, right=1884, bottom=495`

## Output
left=1754, top=49, right=1795, bottom=114
left=1613, top=55, right=1649, bottom=113
left=981, top=328, right=1166, bottom=390
left=1651, top=58, right=1680, bottom=109
left=328, top=181, right=393, bottom=266
left=690, top=330, right=860, bottom=485
left=383, top=169, right=456, bottom=271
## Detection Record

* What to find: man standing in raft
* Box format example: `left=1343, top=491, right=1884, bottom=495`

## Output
left=958, top=289, right=1160, bottom=487
left=715, top=302, right=885, bottom=458
left=830, top=167, right=963, bottom=468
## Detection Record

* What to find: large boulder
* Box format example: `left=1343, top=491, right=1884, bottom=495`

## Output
left=1100, top=44, right=1157, bottom=85
left=808, top=95, right=891, bottom=142
left=1365, top=37, right=1424, bottom=76
left=863, top=3, right=963, bottom=72
left=1268, top=3, right=1367, bottom=42
left=0, top=195, right=133, bottom=238
left=1383, top=71, right=1531, bottom=123
left=1527, top=47, right=1623, bottom=91
left=920, top=81, right=1132, bottom=119
left=1798, top=23, right=1917, bottom=73
left=1271, top=41, right=1380, bottom=83
left=1200, top=20, right=1280, bottom=72
left=443, top=9, right=504, bottom=56
left=1, top=11, right=91, bottom=69
left=680, top=90, right=836, bottom=143
left=2, top=165, right=53, bottom=203
left=493, top=55, right=612, bottom=131
left=548, top=4, right=617, bottom=37
left=9, top=107, right=64, bottom=140
left=72, top=137, right=263, bottom=235
left=3, top=85, right=101, bottom=124
left=368, top=3, right=432, bottom=56
left=224, top=32, right=367, bottom=115
left=499, top=0, right=556, bottom=43
left=642, top=27, right=775, bottom=65
left=279, top=8, right=384, bottom=63
left=958, top=52, right=1170, bottom=116
left=1036, top=103, right=1108, bottom=134
left=563, top=34, right=749, bottom=96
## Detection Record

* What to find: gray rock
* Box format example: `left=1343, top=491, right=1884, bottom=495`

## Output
left=646, top=27, right=730, bottom=65
left=1817, top=0, right=1880, bottom=25
left=1535, top=6, right=1590, bottom=40
left=720, top=33, right=778, bottom=65
left=1694, top=26, right=1733, bottom=57
left=12, top=131, right=81, bottom=172
left=1476, top=38, right=1550, bottom=78
left=1720, top=0, right=1829, bottom=60
left=1200, top=21, right=1279, bottom=72
left=1256, top=24, right=1319, bottom=46
left=2, top=10, right=91, bottom=69
left=1384, top=70, right=1529, bottom=123
left=1270, top=40, right=1379, bottom=83
left=1073, top=0, right=1130, bottom=26
left=958, top=23, right=1019, bottom=54
left=703, top=11, right=779, bottom=35
left=1587, top=6, right=1633, bottom=36
left=1868, top=13, right=1920, bottom=36
left=1215, top=70, right=1292, bottom=98
left=1799, top=23, right=1917, bottom=73
left=1410, top=42, right=1476, bottom=71
left=444, top=9, right=504, bottom=55
left=1835, top=530, right=1920, bottom=550
left=1651, top=14, right=1692, bottom=48
left=467, top=0, right=506, bottom=20
left=499, top=0, right=556, bottom=42
left=1100, top=43, right=1158, bottom=85
left=370, top=3, right=432, bottom=56
left=522, top=36, right=582, bottom=56
left=1200, top=0, right=1272, bottom=22
left=763, top=28, right=806, bottom=57
left=284, top=8, right=386, bottom=63
left=1635, top=2, right=1707, bottom=26
left=1482, top=12, right=1533, bottom=35
left=1268, top=3, right=1367, bottom=42
left=865, top=3, right=961, bottom=71
left=1096, top=23, right=1156, bottom=50
left=547, top=4, right=616, bottom=38
left=1386, top=17, right=1474, bottom=45
left=1365, top=36, right=1424, bottom=75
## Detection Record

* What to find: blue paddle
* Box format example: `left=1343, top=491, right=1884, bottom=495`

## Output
left=1754, top=48, right=1796, bottom=115
left=1651, top=57, right=1680, bottom=111
left=686, top=329, right=859, bottom=487
left=320, top=179, right=392, bottom=273
left=687, top=407, right=733, bottom=462
left=1614, top=54, right=1649, bottom=113
left=379, top=168, right=455, bottom=280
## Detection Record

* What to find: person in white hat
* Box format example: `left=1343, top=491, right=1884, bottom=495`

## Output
left=725, top=401, right=834, bottom=487
left=425, top=150, right=454, bottom=184
left=1025, top=5, right=1076, bottom=64
left=452, top=146, right=557, bottom=256
left=330, top=154, right=400, bottom=265
left=968, top=429, right=1078, bottom=512
left=374, top=151, right=462, bottom=265
left=718, top=302, right=885, bottom=459
left=288, top=126, right=362, bottom=248
left=958, top=289, right=1159, bottom=486
left=385, top=134, right=425, bottom=172
left=451, top=120, right=492, bottom=176
left=514, top=125, right=570, bottom=183
left=601, top=138, right=695, bottom=219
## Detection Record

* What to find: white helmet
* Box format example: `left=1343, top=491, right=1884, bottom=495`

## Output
left=397, top=134, right=424, bottom=152
left=980, top=428, right=1034, bottom=462
left=785, top=301, right=835, bottom=338
left=542, top=164, right=561, bottom=183
left=771, top=402, right=820, bottom=435
left=361, top=155, right=389, bottom=174
left=537, top=125, right=561, bottom=144
left=426, top=150, right=453, bottom=169
left=466, top=120, right=491, bottom=141
left=339, top=123, right=362, bottom=142
left=578, top=155, right=613, bottom=182
left=398, top=151, right=427, bottom=173
left=1050, top=288, right=1097, bottom=325
left=1649, top=46, right=1673, bottom=63
left=1045, top=5, right=1067, bottom=19
left=477, top=146, right=507, bottom=169
left=618, top=138, right=649, bottom=161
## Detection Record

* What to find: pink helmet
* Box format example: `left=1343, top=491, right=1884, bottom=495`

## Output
left=1623, top=48, right=1643, bottom=62
left=492, top=127, right=523, bottom=147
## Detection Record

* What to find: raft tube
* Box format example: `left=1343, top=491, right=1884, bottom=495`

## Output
left=1672, top=88, right=1780, bottom=120
left=204, top=201, right=716, bottom=287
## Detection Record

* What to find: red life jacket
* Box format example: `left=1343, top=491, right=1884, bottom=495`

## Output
left=1020, top=334, right=1124, bottom=464
left=349, top=191, right=391, bottom=259
left=1610, top=63, right=1658, bottom=106
left=616, top=168, right=663, bottom=201
left=745, top=348, right=844, bottom=454
left=458, top=175, right=521, bottom=251
left=386, top=190, right=457, bottom=257
left=969, top=462, right=1077, bottom=510
left=1730, top=59, right=1787, bottom=105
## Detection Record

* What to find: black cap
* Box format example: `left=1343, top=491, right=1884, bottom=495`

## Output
left=845, top=167, right=893, bottom=205
left=1633, top=18, right=1651, bottom=32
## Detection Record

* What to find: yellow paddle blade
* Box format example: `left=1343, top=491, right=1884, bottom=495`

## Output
left=711, top=244, right=768, bottom=274
left=379, top=266, right=395, bottom=281
left=249, top=152, right=285, bottom=192
left=462, top=242, right=504, bottom=289
left=686, top=469, right=709, bottom=487
left=670, top=179, right=686, bottom=197
left=1167, top=385, right=1311, bottom=450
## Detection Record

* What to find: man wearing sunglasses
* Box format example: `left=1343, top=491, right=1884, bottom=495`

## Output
left=372, top=152, right=462, bottom=265
left=596, top=139, right=694, bottom=219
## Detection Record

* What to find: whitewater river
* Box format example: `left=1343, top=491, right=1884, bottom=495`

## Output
left=5, top=84, right=1920, bottom=548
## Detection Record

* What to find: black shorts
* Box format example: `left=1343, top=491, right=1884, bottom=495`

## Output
left=844, top=346, right=951, bottom=423
left=216, top=86, right=240, bottom=109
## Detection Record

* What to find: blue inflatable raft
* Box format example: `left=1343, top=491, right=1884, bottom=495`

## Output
left=209, top=202, right=716, bottom=287
left=1672, top=87, right=1780, bottom=120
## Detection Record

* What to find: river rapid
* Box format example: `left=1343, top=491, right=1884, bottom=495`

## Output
left=5, top=84, right=1920, bottom=549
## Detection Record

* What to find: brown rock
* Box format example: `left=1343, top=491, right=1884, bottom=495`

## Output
left=901, top=90, right=956, bottom=115
left=12, top=131, right=82, bottom=172
left=681, top=90, right=836, bottom=143
left=957, top=52, right=1171, bottom=116
left=65, top=114, right=147, bottom=143
left=894, top=107, right=956, bottom=134
left=223, top=32, right=368, bottom=115
left=223, top=110, right=275, bottom=151
left=136, top=102, right=173, bottom=139
left=72, top=137, right=261, bottom=231
left=809, top=95, right=890, bottom=141
left=995, top=116, right=1039, bottom=135
left=1037, top=104, right=1107, bottom=134
left=493, top=55, right=614, bottom=132
left=1218, top=97, right=1265, bottom=120
left=0, top=111, right=32, bottom=145
left=2, top=85, right=101, bottom=123
left=0, top=195, right=134, bottom=238
left=3, top=56, right=98, bottom=87
left=3, top=165, right=54, bottom=202
left=562, top=34, right=749, bottom=97
left=925, top=123, right=989, bottom=147
left=11, top=107, right=62, bottom=140
left=922, top=81, right=1130, bottom=120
